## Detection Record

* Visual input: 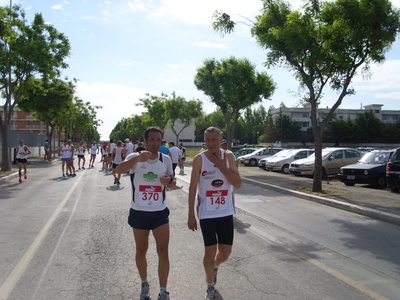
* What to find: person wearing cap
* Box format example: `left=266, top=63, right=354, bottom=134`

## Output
left=125, top=138, right=134, bottom=156
left=221, top=139, right=228, bottom=151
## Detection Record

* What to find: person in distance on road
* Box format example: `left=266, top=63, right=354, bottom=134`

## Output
left=187, top=127, right=242, bottom=300
left=16, top=139, right=31, bottom=183
left=115, top=126, right=176, bottom=300
left=178, top=142, right=186, bottom=175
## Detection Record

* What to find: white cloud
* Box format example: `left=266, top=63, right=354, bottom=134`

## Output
left=353, top=59, right=400, bottom=91
left=193, top=41, right=229, bottom=49
left=81, top=16, right=95, bottom=20
left=128, top=0, right=147, bottom=12
left=76, top=81, right=148, bottom=139
left=51, top=4, right=64, bottom=11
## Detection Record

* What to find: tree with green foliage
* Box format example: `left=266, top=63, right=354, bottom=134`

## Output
left=18, top=78, right=75, bottom=156
left=0, top=5, right=70, bottom=170
left=136, top=93, right=169, bottom=132
left=164, top=92, right=203, bottom=144
left=194, top=56, right=276, bottom=148
left=213, top=0, right=400, bottom=192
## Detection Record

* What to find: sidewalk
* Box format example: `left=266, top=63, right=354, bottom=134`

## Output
left=2, top=156, right=400, bottom=226
left=0, top=156, right=57, bottom=182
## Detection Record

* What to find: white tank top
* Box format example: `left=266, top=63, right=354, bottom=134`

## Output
left=196, top=150, right=235, bottom=220
left=17, top=145, right=28, bottom=159
left=78, top=146, right=85, bottom=155
left=113, top=147, right=123, bottom=164
left=129, top=153, right=169, bottom=212
left=61, top=145, right=71, bottom=158
left=109, top=143, right=115, bottom=154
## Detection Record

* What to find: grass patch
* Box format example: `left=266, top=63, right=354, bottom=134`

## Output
left=296, top=187, right=347, bottom=196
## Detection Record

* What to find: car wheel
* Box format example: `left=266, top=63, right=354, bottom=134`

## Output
left=249, top=159, right=257, bottom=167
left=391, top=187, right=399, bottom=193
left=375, top=175, right=386, bottom=189
left=322, top=168, right=327, bottom=178
left=344, top=182, right=355, bottom=186
left=281, top=164, right=290, bottom=174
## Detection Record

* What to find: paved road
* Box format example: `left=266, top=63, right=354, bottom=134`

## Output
left=0, top=156, right=399, bottom=299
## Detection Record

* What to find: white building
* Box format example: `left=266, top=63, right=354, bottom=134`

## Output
left=271, top=104, right=400, bottom=131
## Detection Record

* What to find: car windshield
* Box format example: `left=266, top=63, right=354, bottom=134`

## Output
left=274, top=149, right=294, bottom=157
left=358, top=152, right=391, bottom=164
left=306, top=149, right=334, bottom=160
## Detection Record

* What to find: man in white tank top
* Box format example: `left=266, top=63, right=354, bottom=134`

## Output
left=187, top=127, right=242, bottom=299
left=16, top=139, right=31, bottom=183
left=115, top=126, right=176, bottom=300
left=111, top=140, right=125, bottom=185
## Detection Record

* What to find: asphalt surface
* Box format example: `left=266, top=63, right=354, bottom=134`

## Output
left=2, top=156, right=400, bottom=226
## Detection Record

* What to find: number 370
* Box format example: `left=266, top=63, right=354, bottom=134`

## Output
left=142, top=192, right=159, bottom=201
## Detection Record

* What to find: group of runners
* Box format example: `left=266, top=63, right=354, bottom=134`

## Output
left=15, top=128, right=239, bottom=300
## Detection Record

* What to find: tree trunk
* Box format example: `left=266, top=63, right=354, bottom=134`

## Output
left=1, top=120, right=11, bottom=172
left=312, top=126, right=323, bottom=192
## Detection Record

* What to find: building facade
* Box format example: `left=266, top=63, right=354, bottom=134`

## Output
left=271, top=104, right=400, bottom=131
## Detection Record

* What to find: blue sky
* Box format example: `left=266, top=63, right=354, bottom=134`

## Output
left=4, top=0, right=400, bottom=139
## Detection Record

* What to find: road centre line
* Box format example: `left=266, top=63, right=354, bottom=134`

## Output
left=236, top=219, right=390, bottom=300
left=0, top=174, right=83, bottom=300
left=178, top=168, right=389, bottom=299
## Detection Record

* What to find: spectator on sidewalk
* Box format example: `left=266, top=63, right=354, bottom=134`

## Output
left=44, top=139, right=51, bottom=162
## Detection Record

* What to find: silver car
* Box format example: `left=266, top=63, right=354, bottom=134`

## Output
left=237, top=147, right=284, bottom=166
left=265, top=149, right=315, bottom=174
left=289, top=147, right=361, bottom=177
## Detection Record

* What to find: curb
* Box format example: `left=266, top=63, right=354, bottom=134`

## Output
left=242, top=177, right=400, bottom=226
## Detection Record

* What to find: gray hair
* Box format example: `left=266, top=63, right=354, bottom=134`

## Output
left=204, top=127, right=222, bottom=140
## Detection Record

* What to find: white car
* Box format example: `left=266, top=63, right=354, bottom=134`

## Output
left=237, top=147, right=284, bottom=166
left=289, top=147, right=361, bottom=177
left=264, top=149, right=315, bottom=174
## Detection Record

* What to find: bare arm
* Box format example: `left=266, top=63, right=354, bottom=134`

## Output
left=187, top=154, right=201, bottom=230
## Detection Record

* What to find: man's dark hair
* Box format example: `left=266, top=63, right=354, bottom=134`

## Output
left=145, top=126, right=163, bottom=140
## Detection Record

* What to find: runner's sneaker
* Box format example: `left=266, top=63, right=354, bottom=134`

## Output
left=213, top=266, right=218, bottom=285
left=19, top=178, right=22, bottom=183
left=205, top=285, right=216, bottom=299
left=114, top=177, right=118, bottom=185
left=157, top=291, right=169, bottom=300
left=62, top=173, right=66, bottom=177
left=117, top=180, right=121, bottom=185
left=82, top=166, right=85, bottom=170
left=72, top=173, right=76, bottom=177
left=24, top=174, right=27, bottom=179
left=140, top=282, right=150, bottom=300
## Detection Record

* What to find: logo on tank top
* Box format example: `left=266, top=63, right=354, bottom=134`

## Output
left=211, top=179, right=224, bottom=187
left=143, top=172, right=157, bottom=181
left=202, top=170, right=216, bottom=176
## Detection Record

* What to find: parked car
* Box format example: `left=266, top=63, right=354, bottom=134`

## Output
left=386, top=147, right=400, bottom=192
left=258, top=149, right=291, bottom=169
left=264, top=148, right=315, bottom=174
left=233, top=148, right=257, bottom=158
left=289, top=147, right=361, bottom=177
left=338, top=150, right=394, bottom=188
left=237, top=147, right=284, bottom=166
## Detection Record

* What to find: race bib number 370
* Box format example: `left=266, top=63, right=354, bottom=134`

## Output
left=139, top=185, right=163, bottom=206
left=205, top=190, right=228, bottom=210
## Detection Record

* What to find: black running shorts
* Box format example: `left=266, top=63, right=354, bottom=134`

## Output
left=200, top=215, right=234, bottom=247
left=128, top=207, right=170, bottom=230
